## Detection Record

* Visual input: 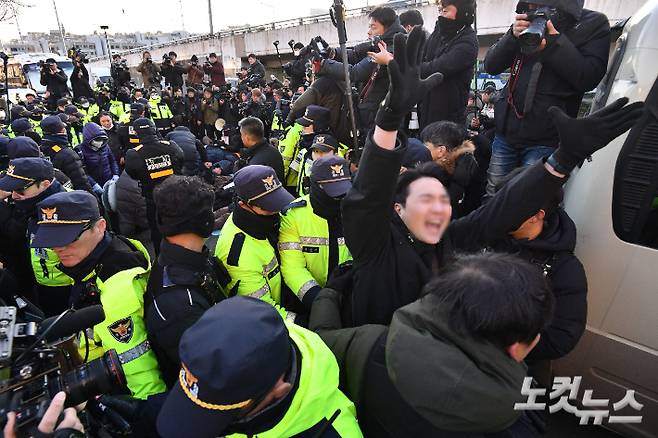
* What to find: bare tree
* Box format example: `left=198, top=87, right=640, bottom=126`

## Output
left=0, top=0, right=28, bottom=23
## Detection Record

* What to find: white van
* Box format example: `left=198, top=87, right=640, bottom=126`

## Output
left=555, top=0, right=658, bottom=436
left=3, top=53, right=74, bottom=97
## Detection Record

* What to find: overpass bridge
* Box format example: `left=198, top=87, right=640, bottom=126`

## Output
left=87, top=0, right=644, bottom=80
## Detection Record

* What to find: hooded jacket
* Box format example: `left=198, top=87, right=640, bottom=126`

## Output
left=487, top=209, right=587, bottom=361
left=484, top=3, right=609, bottom=147
left=309, top=289, right=529, bottom=437
left=78, top=122, right=120, bottom=186
left=321, top=20, right=406, bottom=131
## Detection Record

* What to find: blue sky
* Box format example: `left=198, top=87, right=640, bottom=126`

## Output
left=0, top=0, right=380, bottom=42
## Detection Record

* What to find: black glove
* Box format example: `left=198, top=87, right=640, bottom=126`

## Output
left=375, top=26, right=444, bottom=131
left=548, top=97, right=645, bottom=174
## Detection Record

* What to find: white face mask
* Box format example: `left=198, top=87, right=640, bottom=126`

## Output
left=90, top=137, right=107, bottom=151
left=82, top=102, right=90, bottom=108
left=294, top=50, right=301, bottom=57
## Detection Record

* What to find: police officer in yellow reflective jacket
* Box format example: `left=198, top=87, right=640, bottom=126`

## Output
left=214, top=165, right=298, bottom=322
left=148, top=91, right=174, bottom=136
left=0, top=157, right=72, bottom=316
left=157, top=296, right=363, bottom=438
left=77, top=96, right=100, bottom=124
left=31, top=190, right=166, bottom=433
left=280, top=105, right=332, bottom=193
left=280, top=155, right=353, bottom=310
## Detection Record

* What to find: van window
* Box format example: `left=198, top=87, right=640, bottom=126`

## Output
left=612, top=78, right=658, bottom=249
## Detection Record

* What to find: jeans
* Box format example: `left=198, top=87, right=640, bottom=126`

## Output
left=486, top=134, right=555, bottom=196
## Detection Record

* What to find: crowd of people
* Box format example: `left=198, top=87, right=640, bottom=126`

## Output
left=0, top=0, right=647, bottom=437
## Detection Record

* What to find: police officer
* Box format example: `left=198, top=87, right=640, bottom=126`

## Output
left=64, top=105, right=85, bottom=146
left=279, top=155, right=353, bottom=310
left=117, top=102, right=146, bottom=155
left=77, top=96, right=100, bottom=124
left=145, top=175, right=227, bottom=387
left=124, top=117, right=184, bottom=250
left=9, top=118, right=41, bottom=144
left=156, top=297, right=363, bottom=438
left=39, top=115, right=92, bottom=192
left=214, top=165, right=297, bottom=321
left=295, top=133, right=340, bottom=196
left=280, top=105, right=333, bottom=194
left=109, top=87, right=132, bottom=122
left=0, top=157, right=71, bottom=312
left=148, top=89, right=174, bottom=135
left=30, top=190, right=167, bottom=433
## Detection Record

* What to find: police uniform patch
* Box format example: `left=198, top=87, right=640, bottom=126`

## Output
left=108, top=317, right=134, bottom=343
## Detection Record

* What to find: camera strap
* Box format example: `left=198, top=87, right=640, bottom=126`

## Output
left=507, top=56, right=526, bottom=118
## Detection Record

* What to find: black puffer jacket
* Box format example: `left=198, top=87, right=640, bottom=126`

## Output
left=234, top=140, right=285, bottom=182
left=321, top=20, right=406, bottom=131
left=166, top=127, right=206, bottom=176
left=419, top=22, right=478, bottom=128
left=487, top=209, right=587, bottom=361
left=40, top=135, right=92, bottom=192
left=484, top=5, right=610, bottom=147
left=342, top=134, right=564, bottom=326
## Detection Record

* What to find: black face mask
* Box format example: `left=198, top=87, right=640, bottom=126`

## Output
left=300, top=133, right=315, bottom=149
left=232, top=203, right=280, bottom=240
left=309, top=182, right=342, bottom=220
left=438, top=16, right=463, bottom=37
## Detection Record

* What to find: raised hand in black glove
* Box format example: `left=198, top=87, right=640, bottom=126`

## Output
left=548, top=97, right=645, bottom=174
left=375, top=25, right=444, bottom=131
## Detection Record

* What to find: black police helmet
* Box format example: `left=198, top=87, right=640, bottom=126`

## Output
left=133, top=118, right=157, bottom=138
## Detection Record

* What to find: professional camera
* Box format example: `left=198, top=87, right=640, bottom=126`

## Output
left=67, top=47, right=88, bottom=64
left=162, top=53, right=172, bottom=64
left=308, top=36, right=331, bottom=61
left=0, top=305, right=128, bottom=433
left=38, top=60, right=55, bottom=71
left=519, top=6, right=557, bottom=54
left=369, top=35, right=383, bottom=52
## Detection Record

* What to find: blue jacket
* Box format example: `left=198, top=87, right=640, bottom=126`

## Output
left=78, top=122, right=119, bottom=186
left=166, top=126, right=202, bottom=176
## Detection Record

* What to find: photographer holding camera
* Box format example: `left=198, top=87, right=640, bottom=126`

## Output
left=4, top=392, right=85, bottom=438
left=70, top=50, right=94, bottom=101
left=203, top=52, right=226, bottom=87
left=186, top=55, right=204, bottom=90
left=318, top=7, right=405, bottom=133
left=160, top=51, right=186, bottom=90
left=282, top=42, right=308, bottom=92
left=137, top=51, right=162, bottom=90
left=39, top=58, right=70, bottom=109
left=246, top=54, right=266, bottom=86
left=111, top=54, right=132, bottom=89
left=484, top=0, right=610, bottom=194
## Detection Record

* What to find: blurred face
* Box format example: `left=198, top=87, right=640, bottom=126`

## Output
left=175, top=90, right=183, bottom=98
left=143, top=52, right=150, bottom=60
left=425, top=142, right=448, bottom=161
left=204, top=91, right=212, bottom=99
left=170, top=55, right=177, bottom=62
left=368, top=18, right=386, bottom=37
left=26, top=95, right=35, bottom=103
left=396, top=177, right=452, bottom=244
left=240, top=128, right=257, bottom=148
left=99, top=115, right=113, bottom=129
left=209, top=55, right=217, bottom=63
left=248, top=57, right=256, bottom=65
left=134, top=91, right=143, bottom=99
left=438, top=1, right=458, bottom=19
left=311, top=148, right=334, bottom=161
left=187, top=91, right=195, bottom=98
left=12, top=180, right=50, bottom=201
left=53, top=219, right=106, bottom=267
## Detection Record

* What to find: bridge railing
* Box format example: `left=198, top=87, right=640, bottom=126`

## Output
left=88, top=0, right=431, bottom=62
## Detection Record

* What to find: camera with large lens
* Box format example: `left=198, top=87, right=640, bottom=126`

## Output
left=162, top=54, right=172, bottom=65
left=369, top=35, right=383, bottom=53
left=308, top=36, right=330, bottom=61
left=519, top=6, right=557, bottom=54
left=0, top=305, right=127, bottom=434
left=67, top=47, right=88, bottom=64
